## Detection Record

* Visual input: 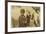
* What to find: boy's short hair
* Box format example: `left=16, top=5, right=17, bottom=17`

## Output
left=20, top=9, right=25, bottom=13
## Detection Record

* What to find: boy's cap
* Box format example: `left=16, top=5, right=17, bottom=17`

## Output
left=20, top=9, right=25, bottom=13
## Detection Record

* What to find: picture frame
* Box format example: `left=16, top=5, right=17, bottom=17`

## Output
left=5, top=0, right=45, bottom=34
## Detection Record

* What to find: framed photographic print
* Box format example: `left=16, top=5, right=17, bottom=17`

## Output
left=5, top=0, right=45, bottom=34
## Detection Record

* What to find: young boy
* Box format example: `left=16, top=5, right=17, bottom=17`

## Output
left=26, top=11, right=31, bottom=26
left=19, top=9, right=26, bottom=27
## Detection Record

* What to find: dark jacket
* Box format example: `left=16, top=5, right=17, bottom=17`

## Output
left=26, top=15, right=31, bottom=26
left=19, top=15, right=26, bottom=27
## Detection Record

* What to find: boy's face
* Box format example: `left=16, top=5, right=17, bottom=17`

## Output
left=21, top=12, right=24, bottom=15
left=20, top=9, right=25, bottom=15
left=27, top=12, right=30, bottom=15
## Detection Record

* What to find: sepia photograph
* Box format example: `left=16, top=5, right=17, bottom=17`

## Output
left=11, top=6, right=40, bottom=27
left=7, top=1, right=45, bottom=32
